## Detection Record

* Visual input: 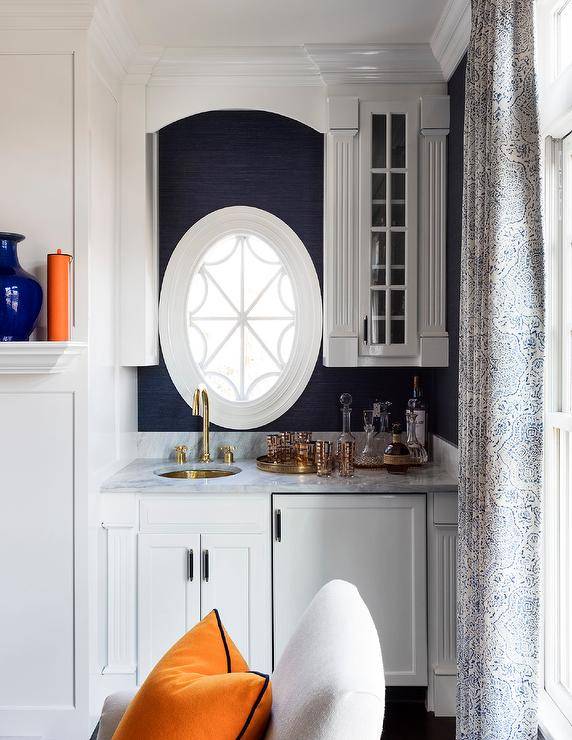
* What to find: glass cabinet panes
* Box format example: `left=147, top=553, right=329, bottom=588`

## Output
left=391, top=114, right=406, bottom=167
left=370, top=290, right=386, bottom=344
left=366, top=108, right=409, bottom=347
left=390, top=174, right=406, bottom=227
left=390, top=289, right=405, bottom=344
left=372, top=115, right=387, bottom=168
left=371, top=233, right=386, bottom=286
left=371, top=173, right=387, bottom=226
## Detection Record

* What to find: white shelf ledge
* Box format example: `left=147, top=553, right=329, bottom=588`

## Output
left=0, top=341, right=87, bottom=374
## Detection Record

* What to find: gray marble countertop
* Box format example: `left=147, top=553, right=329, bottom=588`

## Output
left=101, top=458, right=458, bottom=494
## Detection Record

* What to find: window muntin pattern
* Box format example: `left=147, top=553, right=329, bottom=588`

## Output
left=187, top=233, right=296, bottom=402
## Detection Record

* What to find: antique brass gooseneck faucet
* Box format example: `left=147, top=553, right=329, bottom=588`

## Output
left=192, top=387, right=211, bottom=463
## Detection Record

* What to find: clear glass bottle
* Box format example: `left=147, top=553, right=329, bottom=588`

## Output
left=407, top=376, right=427, bottom=448
left=377, top=400, right=392, bottom=451
left=383, top=422, right=411, bottom=474
left=405, top=410, right=428, bottom=465
left=336, top=393, right=356, bottom=459
left=355, top=409, right=384, bottom=468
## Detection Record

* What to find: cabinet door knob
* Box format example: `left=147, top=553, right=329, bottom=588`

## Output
left=275, top=509, right=282, bottom=542
left=187, top=549, right=194, bottom=581
left=203, top=549, right=209, bottom=582
left=363, top=315, right=368, bottom=344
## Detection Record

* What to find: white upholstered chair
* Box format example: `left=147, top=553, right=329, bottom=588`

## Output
left=97, top=580, right=385, bottom=740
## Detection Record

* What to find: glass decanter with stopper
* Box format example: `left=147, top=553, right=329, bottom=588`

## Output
left=355, top=409, right=384, bottom=468
left=336, top=393, right=355, bottom=460
left=405, top=410, right=428, bottom=465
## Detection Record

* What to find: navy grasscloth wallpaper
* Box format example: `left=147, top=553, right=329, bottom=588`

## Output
left=138, top=108, right=454, bottom=435
left=431, top=56, right=466, bottom=445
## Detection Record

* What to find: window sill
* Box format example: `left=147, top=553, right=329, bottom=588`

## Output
left=539, top=691, right=572, bottom=740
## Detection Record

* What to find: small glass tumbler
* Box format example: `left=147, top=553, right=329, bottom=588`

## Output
left=266, top=434, right=281, bottom=462
left=338, top=440, right=355, bottom=477
left=315, top=440, right=333, bottom=477
left=279, top=432, right=294, bottom=462
left=295, top=441, right=316, bottom=466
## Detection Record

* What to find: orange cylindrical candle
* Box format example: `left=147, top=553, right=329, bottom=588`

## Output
left=47, top=249, right=72, bottom=341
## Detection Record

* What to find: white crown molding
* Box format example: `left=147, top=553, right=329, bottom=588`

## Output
left=146, top=43, right=444, bottom=88
left=148, top=46, right=322, bottom=87
left=306, top=44, right=444, bottom=84
left=431, top=0, right=470, bottom=80
left=89, top=0, right=138, bottom=79
left=0, top=0, right=95, bottom=29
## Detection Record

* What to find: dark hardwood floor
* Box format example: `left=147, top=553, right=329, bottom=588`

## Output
left=383, top=702, right=455, bottom=739
left=382, top=689, right=455, bottom=740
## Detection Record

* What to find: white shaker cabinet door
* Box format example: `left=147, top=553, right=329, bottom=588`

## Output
left=273, top=494, right=427, bottom=685
left=201, top=533, right=272, bottom=674
left=138, top=534, right=201, bottom=681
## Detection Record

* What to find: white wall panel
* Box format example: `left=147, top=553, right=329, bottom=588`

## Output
left=0, top=392, right=74, bottom=707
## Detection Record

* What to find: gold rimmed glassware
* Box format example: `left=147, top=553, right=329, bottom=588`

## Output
left=338, top=440, right=355, bottom=477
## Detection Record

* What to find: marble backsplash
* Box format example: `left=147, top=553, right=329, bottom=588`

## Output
left=137, top=431, right=459, bottom=477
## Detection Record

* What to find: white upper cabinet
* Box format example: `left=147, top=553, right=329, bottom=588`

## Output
left=323, top=95, right=450, bottom=367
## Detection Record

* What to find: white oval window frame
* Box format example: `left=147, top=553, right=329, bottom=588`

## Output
left=159, top=206, right=322, bottom=429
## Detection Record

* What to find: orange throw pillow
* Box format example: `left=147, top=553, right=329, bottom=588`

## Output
left=112, top=610, right=271, bottom=740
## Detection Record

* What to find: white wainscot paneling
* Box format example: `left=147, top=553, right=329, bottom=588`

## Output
left=0, top=393, right=75, bottom=708
left=0, top=53, right=75, bottom=339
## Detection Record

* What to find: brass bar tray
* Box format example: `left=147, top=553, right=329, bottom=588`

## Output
left=256, top=455, right=317, bottom=474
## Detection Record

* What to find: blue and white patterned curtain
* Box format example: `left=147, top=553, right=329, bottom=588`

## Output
left=457, top=1, right=545, bottom=738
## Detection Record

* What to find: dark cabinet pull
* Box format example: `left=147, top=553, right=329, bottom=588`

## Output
left=203, top=549, right=209, bottom=582
left=275, top=509, right=282, bottom=542
left=187, top=549, right=194, bottom=581
left=363, top=315, right=368, bottom=344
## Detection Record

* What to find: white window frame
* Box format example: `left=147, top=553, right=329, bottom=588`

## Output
left=543, top=132, right=572, bottom=740
left=538, top=0, right=572, bottom=735
left=159, top=206, right=322, bottom=430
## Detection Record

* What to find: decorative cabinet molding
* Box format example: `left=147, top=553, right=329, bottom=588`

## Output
left=101, top=523, right=137, bottom=675
left=323, top=94, right=450, bottom=367
left=419, top=96, right=450, bottom=366
left=323, top=97, right=359, bottom=366
left=427, top=493, right=457, bottom=717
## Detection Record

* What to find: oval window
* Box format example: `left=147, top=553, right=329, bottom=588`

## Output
left=159, top=206, right=321, bottom=429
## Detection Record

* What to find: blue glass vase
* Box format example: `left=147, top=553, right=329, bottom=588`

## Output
left=0, top=232, right=43, bottom=341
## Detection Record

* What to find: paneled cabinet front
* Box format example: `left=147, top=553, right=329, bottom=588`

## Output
left=101, top=495, right=272, bottom=685
left=323, top=95, right=450, bottom=367
left=139, top=534, right=201, bottom=680
left=138, top=529, right=271, bottom=681
left=272, top=493, right=427, bottom=685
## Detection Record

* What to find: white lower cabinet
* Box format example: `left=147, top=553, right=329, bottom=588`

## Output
left=102, top=490, right=456, bottom=711
left=272, top=494, right=428, bottom=685
left=133, top=495, right=272, bottom=682
left=200, top=533, right=270, bottom=672
left=139, top=534, right=201, bottom=680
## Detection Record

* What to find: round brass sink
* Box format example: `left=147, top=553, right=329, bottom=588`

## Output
left=155, top=466, right=240, bottom=480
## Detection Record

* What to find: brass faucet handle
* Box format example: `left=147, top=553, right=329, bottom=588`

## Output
left=221, top=445, right=236, bottom=464
left=174, top=444, right=188, bottom=465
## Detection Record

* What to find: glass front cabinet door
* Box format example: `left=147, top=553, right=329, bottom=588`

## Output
left=360, top=101, right=418, bottom=359
left=323, top=95, right=449, bottom=368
